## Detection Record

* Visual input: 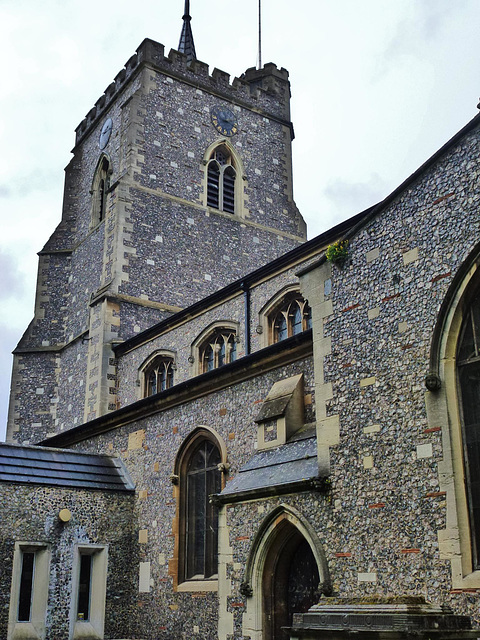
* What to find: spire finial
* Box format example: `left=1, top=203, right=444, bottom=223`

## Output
left=178, top=0, right=197, bottom=64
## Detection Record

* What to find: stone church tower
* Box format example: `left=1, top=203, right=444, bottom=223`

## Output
left=6, top=5, right=306, bottom=444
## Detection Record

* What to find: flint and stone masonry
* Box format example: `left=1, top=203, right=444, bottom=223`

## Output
left=2, top=21, right=480, bottom=640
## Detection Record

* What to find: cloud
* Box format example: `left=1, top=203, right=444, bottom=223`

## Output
left=0, top=322, right=21, bottom=443
left=417, top=0, right=457, bottom=40
left=382, top=0, right=459, bottom=64
left=0, top=251, right=25, bottom=300
left=0, top=253, right=32, bottom=441
left=0, top=170, right=60, bottom=199
left=324, top=174, right=387, bottom=215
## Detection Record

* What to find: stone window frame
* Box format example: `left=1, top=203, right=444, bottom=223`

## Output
left=138, top=350, right=176, bottom=399
left=456, top=285, right=480, bottom=570
left=90, top=153, right=112, bottom=229
left=190, top=321, right=240, bottom=376
left=428, top=248, right=480, bottom=589
left=70, top=544, right=108, bottom=640
left=8, top=542, right=50, bottom=640
left=201, top=140, right=246, bottom=218
left=171, top=426, right=227, bottom=592
left=259, top=285, right=312, bottom=348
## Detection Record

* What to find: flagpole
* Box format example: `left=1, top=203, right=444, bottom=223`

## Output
left=258, top=0, right=262, bottom=69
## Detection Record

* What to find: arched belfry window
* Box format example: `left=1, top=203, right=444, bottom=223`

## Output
left=174, top=429, right=225, bottom=584
left=206, top=146, right=236, bottom=214
left=457, top=287, right=480, bottom=569
left=91, top=155, right=111, bottom=228
left=270, top=293, right=312, bottom=344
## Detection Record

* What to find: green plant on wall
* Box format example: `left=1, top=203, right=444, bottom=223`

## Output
left=326, top=240, right=349, bottom=264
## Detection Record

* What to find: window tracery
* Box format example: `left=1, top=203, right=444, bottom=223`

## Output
left=206, top=146, right=236, bottom=214
left=457, top=287, right=480, bottom=569
left=91, top=156, right=111, bottom=228
left=429, top=256, right=480, bottom=585
left=140, top=353, right=175, bottom=398
left=145, top=358, right=174, bottom=396
left=199, top=329, right=237, bottom=373
left=270, top=294, right=312, bottom=344
left=174, top=429, right=225, bottom=585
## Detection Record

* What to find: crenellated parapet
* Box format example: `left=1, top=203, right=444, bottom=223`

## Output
left=75, top=38, right=292, bottom=146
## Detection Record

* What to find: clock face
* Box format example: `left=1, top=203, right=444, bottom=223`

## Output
left=210, top=106, right=238, bottom=137
left=99, top=118, right=113, bottom=150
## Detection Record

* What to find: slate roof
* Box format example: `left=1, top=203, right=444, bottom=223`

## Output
left=178, top=0, right=196, bottom=64
left=220, top=427, right=319, bottom=501
left=0, top=443, right=135, bottom=492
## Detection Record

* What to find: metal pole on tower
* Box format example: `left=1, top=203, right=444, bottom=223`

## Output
left=258, top=0, right=262, bottom=69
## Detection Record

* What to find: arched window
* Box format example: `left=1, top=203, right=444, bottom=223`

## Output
left=270, top=294, right=312, bottom=344
left=174, top=429, right=225, bottom=584
left=144, top=357, right=174, bottom=397
left=184, top=440, right=221, bottom=579
left=200, top=329, right=237, bottom=373
left=457, top=287, right=480, bottom=569
left=206, top=146, right=236, bottom=214
left=139, top=352, right=176, bottom=398
left=91, top=156, right=111, bottom=228
left=427, top=251, right=480, bottom=586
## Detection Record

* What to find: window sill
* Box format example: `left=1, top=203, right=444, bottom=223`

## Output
left=10, top=622, right=43, bottom=640
left=176, top=579, right=218, bottom=592
left=73, top=620, right=103, bottom=639
left=453, top=568, right=480, bottom=590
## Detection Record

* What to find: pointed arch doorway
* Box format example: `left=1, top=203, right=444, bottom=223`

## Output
left=242, top=506, right=329, bottom=640
left=262, top=523, right=319, bottom=640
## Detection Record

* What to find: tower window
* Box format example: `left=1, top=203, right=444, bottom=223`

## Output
left=98, top=178, right=106, bottom=223
left=91, top=156, right=111, bottom=228
left=206, top=147, right=236, bottom=214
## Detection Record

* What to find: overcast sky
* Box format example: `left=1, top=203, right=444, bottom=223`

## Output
left=0, top=0, right=479, bottom=442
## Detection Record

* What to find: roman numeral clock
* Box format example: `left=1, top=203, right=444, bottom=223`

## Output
left=210, top=106, right=238, bottom=137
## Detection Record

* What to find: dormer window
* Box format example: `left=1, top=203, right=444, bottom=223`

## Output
left=207, top=147, right=236, bottom=214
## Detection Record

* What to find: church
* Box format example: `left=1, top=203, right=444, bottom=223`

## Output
left=1, top=3, right=480, bottom=639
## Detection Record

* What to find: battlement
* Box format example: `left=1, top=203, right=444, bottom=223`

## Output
left=75, top=38, right=291, bottom=145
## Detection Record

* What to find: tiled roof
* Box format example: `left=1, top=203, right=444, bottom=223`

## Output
left=220, top=428, right=319, bottom=500
left=0, top=443, right=135, bottom=492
